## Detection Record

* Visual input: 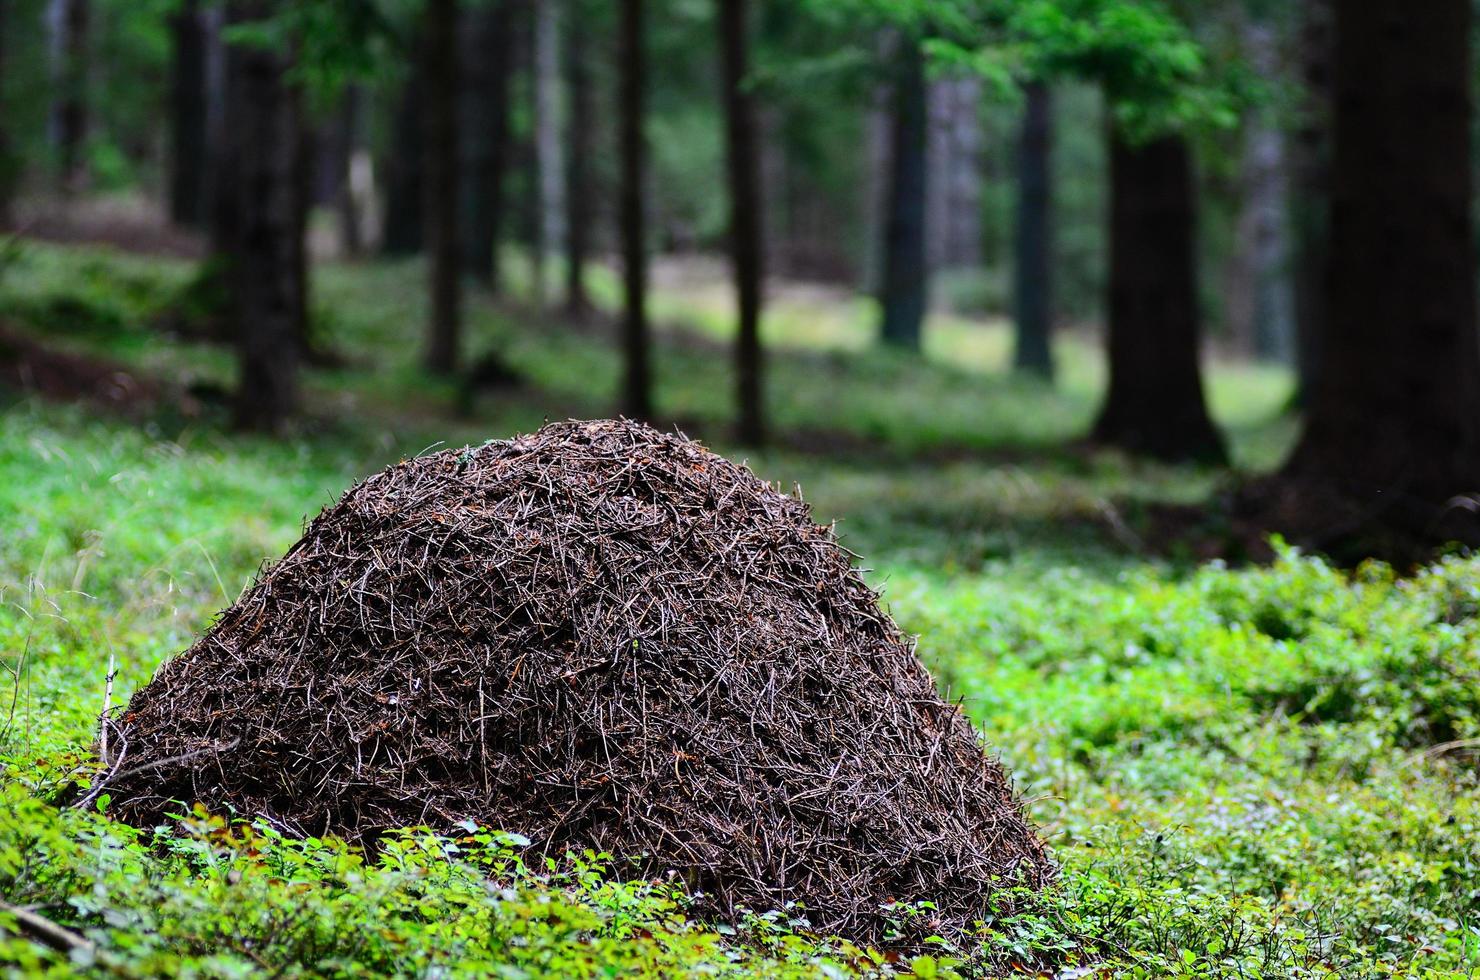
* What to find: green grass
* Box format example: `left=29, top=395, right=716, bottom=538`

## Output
left=1, top=243, right=1477, bottom=977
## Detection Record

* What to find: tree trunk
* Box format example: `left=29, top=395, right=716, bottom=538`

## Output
left=1012, top=82, right=1053, bottom=379
left=1289, top=0, right=1332, bottom=405
left=618, top=0, right=650, bottom=418
left=50, top=0, right=89, bottom=193
left=925, top=76, right=982, bottom=273
left=859, top=46, right=890, bottom=296
left=1224, top=20, right=1293, bottom=363
left=1281, top=0, right=1480, bottom=534
left=226, top=0, right=301, bottom=433
left=878, top=39, right=927, bottom=352
left=1090, top=130, right=1225, bottom=464
left=291, top=94, right=313, bottom=358
left=168, top=0, right=209, bottom=228
left=382, top=72, right=424, bottom=256
left=422, top=0, right=461, bottom=374
left=564, top=0, right=593, bottom=317
left=0, top=0, right=18, bottom=230
left=206, top=8, right=237, bottom=262
left=202, top=3, right=227, bottom=241
left=460, top=0, right=513, bottom=285
left=336, top=85, right=366, bottom=257
left=532, top=0, right=564, bottom=307
left=719, top=0, right=764, bottom=446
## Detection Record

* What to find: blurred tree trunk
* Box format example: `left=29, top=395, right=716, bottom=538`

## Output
left=50, top=0, right=89, bottom=193
left=1280, top=0, right=1480, bottom=536
left=1224, top=19, right=1293, bottom=363
left=531, top=0, right=564, bottom=307
left=879, top=38, right=927, bottom=352
left=618, top=0, right=650, bottom=418
left=422, top=0, right=461, bottom=374
left=859, top=46, right=890, bottom=296
left=0, top=0, right=17, bottom=230
left=207, top=15, right=238, bottom=262
left=1289, top=0, right=1332, bottom=406
left=925, top=76, right=982, bottom=274
left=336, top=85, right=366, bottom=257
left=202, top=4, right=227, bottom=242
left=225, top=0, right=301, bottom=433
left=719, top=0, right=763, bottom=446
left=291, top=95, right=314, bottom=359
left=564, top=1, right=593, bottom=317
left=169, top=0, right=208, bottom=228
left=1012, top=82, right=1053, bottom=379
left=382, top=71, right=424, bottom=256
left=460, top=1, right=513, bottom=286
left=1091, top=130, right=1225, bottom=464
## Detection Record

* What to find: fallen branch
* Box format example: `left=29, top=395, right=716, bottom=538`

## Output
left=0, top=901, right=93, bottom=956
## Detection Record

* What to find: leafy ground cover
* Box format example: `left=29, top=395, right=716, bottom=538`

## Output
left=1, top=243, right=1476, bottom=977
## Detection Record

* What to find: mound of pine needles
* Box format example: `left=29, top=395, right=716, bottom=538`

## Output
left=107, top=419, right=1050, bottom=944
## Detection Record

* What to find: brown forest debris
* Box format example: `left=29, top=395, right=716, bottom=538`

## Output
left=108, top=419, right=1050, bottom=945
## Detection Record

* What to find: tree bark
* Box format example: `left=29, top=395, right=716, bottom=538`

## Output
left=51, top=0, right=89, bottom=193
left=169, top=0, right=209, bottom=228
left=719, top=0, right=764, bottom=446
left=382, top=72, right=424, bottom=256
left=291, top=93, right=313, bottom=357
left=423, top=0, right=461, bottom=375
left=1281, top=0, right=1480, bottom=530
left=336, top=85, right=365, bottom=257
left=1090, top=130, right=1225, bottom=464
left=531, top=0, right=564, bottom=307
left=1012, top=82, right=1053, bottom=379
left=202, top=3, right=227, bottom=243
left=225, top=0, right=301, bottom=433
left=1224, top=20, right=1293, bottom=363
left=459, top=1, right=513, bottom=286
left=564, top=0, right=593, bottom=317
left=0, top=0, right=18, bottom=230
left=925, top=76, right=982, bottom=273
left=878, top=39, right=927, bottom=352
left=618, top=0, right=650, bottom=418
left=1289, top=0, right=1332, bottom=405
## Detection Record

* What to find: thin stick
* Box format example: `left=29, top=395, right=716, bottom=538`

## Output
left=99, top=650, right=117, bottom=765
left=0, top=901, right=94, bottom=955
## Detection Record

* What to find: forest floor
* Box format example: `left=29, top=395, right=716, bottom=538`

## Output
left=1, top=241, right=1477, bottom=978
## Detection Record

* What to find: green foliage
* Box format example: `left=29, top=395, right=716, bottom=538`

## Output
left=0, top=249, right=181, bottom=345
left=0, top=793, right=882, bottom=977
left=805, top=0, right=1249, bottom=139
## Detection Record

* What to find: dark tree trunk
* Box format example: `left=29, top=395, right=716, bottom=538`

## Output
left=225, top=0, right=301, bottom=433
left=878, top=39, right=927, bottom=352
left=0, top=0, right=17, bottom=230
left=169, top=0, right=209, bottom=228
left=460, top=0, right=513, bottom=285
left=382, top=72, right=424, bottom=256
left=1012, top=82, right=1053, bottom=379
left=564, top=1, right=593, bottom=317
left=291, top=97, right=314, bottom=358
left=1091, top=131, right=1225, bottom=464
left=719, top=0, right=764, bottom=445
left=1281, top=0, right=1480, bottom=534
left=423, top=0, right=461, bottom=374
left=53, top=0, right=89, bottom=193
left=618, top=0, right=650, bottom=418
left=1289, top=0, right=1332, bottom=406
